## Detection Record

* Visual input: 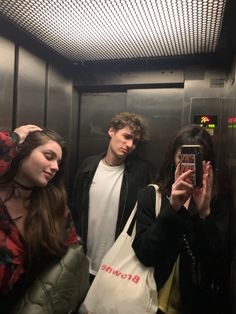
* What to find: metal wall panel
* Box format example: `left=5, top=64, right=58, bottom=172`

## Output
left=47, top=66, right=73, bottom=143
left=217, top=97, right=233, bottom=187
left=78, top=92, right=127, bottom=165
left=229, top=92, right=236, bottom=210
left=183, top=69, right=227, bottom=126
left=67, top=88, right=80, bottom=195
left=226, top=58, right=236, bottom=201
left=231, top=100, right=236, bottom=313
left=17, top=47, right=46, bottom=126
left=0, top=37, right=76, bottom=190
left=188, top=97, right=234, bottom=191
left=0, top=36, right=15, bottom=131
left=223, top=56, right=236, bottom=313
left=184, top=70, right=233, bottom=187
left=77, top=67, right=184, bottom=87
left=231, top=118, right=236, bottom=314
left=47, top=66, right=74, bottom=186
left=190, top=97, right=221, bottom=164
left=127, top=88, right=183, bottom=175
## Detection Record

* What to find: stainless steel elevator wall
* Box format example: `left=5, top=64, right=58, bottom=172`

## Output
left=0, top=34, right=77, bottom=190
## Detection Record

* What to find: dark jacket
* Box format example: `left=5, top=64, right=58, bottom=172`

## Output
left=71, top=152, right=152, bottom=252
left=132, top=185, right=230, bottom=314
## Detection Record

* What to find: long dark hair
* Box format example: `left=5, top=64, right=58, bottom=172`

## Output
left=155, top=125, right=216, bottom=197
left=1, top=129, right=69, bottom=269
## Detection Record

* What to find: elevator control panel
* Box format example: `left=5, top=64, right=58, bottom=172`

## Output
left=193, top=115, right=217, bottom=129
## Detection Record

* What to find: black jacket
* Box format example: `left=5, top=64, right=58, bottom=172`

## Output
left=71, top=152, right=152, bottom=252
left=132, top=185, right=230, bottom=314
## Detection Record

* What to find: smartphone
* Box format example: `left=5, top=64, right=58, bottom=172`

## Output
left=180, top=145, right=203, bottom=187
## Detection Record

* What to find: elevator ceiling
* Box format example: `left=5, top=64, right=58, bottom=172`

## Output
left=0, top=0, right=234, bottom=64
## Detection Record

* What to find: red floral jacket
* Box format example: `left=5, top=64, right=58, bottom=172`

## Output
left=0, top=132, right=78, bottom=295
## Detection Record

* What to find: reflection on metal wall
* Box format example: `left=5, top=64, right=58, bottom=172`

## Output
left=189, top=97, right=234, bottom=192
left=78, top=92, right=127, bottom=164
left=78, top=80, right=236, bottom=312
left=67, top=88, right=80, bottom=196
left=0, top=34, right=76, bottom=190
left=46, top=66, right=74, bottom=188
left=231, top=101, right=236, bottom=200
left=78, top=88, right=184, bottom=176
left=127, top=88, right=183, bottom=175
left=231, top=100, right=236, bottom=313
left=224, top=56, right=236, bottom=313
left=0, top=36, right=15, bottom=131
left=47, top=66, right=72, bottom=143
left=78, top=68, right=235, bottom=183
left=183, top=70, right=234, bottom=190
left=17, top=47, right=46, bottom=126
left=78, top=85, right=235, bottom=181
left=190, top=98, right=222, bottom=177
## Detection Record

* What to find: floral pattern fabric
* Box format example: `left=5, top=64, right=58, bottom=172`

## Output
left=0, top=132, right=18, bottom=175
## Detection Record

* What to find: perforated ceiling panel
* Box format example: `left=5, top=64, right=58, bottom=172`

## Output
left=0, top=0, right=227, bottom=62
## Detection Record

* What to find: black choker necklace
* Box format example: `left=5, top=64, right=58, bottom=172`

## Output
left=13, top=180, right=33, bottom=190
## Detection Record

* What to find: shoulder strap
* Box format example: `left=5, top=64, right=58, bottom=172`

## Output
left=123, top=203, right=137, bottom=234
left=125, top=184, right=161, bottom=235
left=148, top=184, right=161, bottom=217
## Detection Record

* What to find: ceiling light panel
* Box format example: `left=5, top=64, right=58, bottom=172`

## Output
left=0, top=0, right=227, bottom=62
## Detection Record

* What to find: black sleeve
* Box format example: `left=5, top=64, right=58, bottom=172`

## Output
left=132, top=186, right=189, bottom=267
left=69, top=160, right=86, bottom=229
left=188, top=194, right=230, bottom=284
left=132, top=186, right=230, bottom=291
left=143, top=162, right=153, bottom=186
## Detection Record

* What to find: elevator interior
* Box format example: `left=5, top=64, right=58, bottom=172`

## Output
left=0, top=0, right=236, bottom=311
left=0, top=0, right=235, bottom=184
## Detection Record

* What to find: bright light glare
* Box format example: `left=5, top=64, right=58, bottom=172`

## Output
left=0, top=0, right=227, bottom=62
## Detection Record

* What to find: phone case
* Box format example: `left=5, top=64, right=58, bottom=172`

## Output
left=180, top=145, right=203, bottom=187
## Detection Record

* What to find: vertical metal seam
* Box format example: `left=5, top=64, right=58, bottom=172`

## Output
left=12, top=44, right=19, bottom=129
left=44, top=62, right=49, bottom=126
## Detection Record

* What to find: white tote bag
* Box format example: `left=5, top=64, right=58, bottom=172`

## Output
left=79, top=184, right=161, bottom=314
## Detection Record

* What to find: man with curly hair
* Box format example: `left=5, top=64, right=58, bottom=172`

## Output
left=71, top=112, right=152, bottom=283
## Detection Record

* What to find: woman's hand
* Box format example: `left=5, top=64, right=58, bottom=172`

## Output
left=193, top=161, right=213, bottom=219
left=14, top=124, right=42, bottom=144
left=169, top=163, right=195, bottom=211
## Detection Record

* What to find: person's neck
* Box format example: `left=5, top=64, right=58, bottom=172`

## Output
left=12, top=179, right=33, bottom=199
left=103, top=154, right=124, bottom=167
left=13, top=179, right=33, bottom=190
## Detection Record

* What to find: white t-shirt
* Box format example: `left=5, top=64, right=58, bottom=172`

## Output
left=87, top=160, right=124, bottom=275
